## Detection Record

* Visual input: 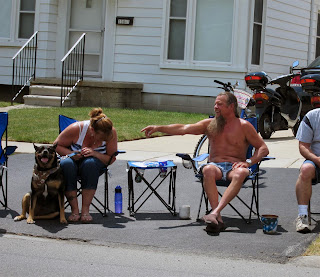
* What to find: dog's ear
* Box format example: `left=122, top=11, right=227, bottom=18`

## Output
left=52, top=142, right=58, bottom=150
left=33, top=143, right=39, bottom=151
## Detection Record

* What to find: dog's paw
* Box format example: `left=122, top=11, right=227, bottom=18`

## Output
left=60, top=218, right=68, bottom=224
left=14, top=215, right=25, bottom=221
left=27, top=217, right=35, bottom=224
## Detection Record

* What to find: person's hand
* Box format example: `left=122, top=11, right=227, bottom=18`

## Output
left=232, top=161, right=249, bottom=169
left=81, top=147, right=95, bottom=157
left=141, top=125, right=157, bottom=137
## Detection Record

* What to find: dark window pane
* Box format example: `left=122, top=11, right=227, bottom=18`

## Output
left=316, top=37, right=320, bottom=58
left=19, top=13, right=34, bottom=38
left=170, top=0, right=187, bottom=17
left=168, top=19, right=186, bottom=60
left=254, top=0, right=263, bottom=23
left=317, top=13, right=320, bottom=36
left=20, top=0, right=35, bottom=11
left=252, top=24, right=262, bottom=65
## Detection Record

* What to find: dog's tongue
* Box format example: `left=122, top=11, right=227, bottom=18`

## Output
left=41, top=157, right=49, bottom=164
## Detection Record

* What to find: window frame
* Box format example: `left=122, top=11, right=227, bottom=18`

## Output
left=315, top=11, right=320, bottom=58
left=18, top=0, right=36, bottom=39
left=248, top=0, right=266, bottom=71
left=160, top=0, right=245, bottom=72
left=0, top=0, right=38, bottom=46
left=251, top=0, right=264, bottom=66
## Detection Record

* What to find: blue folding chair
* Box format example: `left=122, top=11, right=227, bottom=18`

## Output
left=0, top=112, right=17, bottom=208
left=177, top=117, right=274, bottom=224
left=59, top=115, right=125, bottom=216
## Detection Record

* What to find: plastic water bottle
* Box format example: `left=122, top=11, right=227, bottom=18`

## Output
left=114, top=185, right=122, bottom=214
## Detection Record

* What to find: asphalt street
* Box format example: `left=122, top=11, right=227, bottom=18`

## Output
left=1, top=153, right=319, bottom=266
left=0, top=104, right=319, bottom=273
left=1, top=233, right=320, bottom=277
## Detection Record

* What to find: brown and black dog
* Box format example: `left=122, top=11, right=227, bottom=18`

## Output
left=14, top=144, right=67, bottom=224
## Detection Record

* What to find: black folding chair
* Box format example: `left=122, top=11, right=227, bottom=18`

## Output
left=0, top=112, right=17, bottom=208
left=59, top=115, right=125, bottom=216
left=308, top=181, right=320, bottom=225
left=177, top=117, right=274, bottom=224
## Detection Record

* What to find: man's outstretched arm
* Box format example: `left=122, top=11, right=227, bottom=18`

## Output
left=141, top=119, right=211, bottom=138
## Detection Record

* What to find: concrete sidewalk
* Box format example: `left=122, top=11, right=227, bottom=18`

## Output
left=9, top=130, right=303, bottom=168
left=2, top=103, right=303, bottom=168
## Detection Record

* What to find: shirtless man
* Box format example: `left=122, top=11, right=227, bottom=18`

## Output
left=141, top=91, right=269, bottom=231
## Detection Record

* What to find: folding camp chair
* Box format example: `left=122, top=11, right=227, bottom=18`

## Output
left=59, top=115, right=125, bottom=216
left=308, top=181, right=320, bottom=225
left=0, top=112, right=17, bottom=208
left=177, top=117, right=274, bottom=224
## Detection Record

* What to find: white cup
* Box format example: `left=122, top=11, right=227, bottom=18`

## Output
left=179, top=205, right=190, bottom=219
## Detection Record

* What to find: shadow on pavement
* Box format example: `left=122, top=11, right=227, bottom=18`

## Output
left=1, top=154, right=320, bottom=264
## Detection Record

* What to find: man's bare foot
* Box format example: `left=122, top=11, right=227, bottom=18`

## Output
left=202, top=213, right=219, bottom=225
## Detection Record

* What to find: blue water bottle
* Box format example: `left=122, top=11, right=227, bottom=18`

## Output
left=115, top=185, right=122, bottom=214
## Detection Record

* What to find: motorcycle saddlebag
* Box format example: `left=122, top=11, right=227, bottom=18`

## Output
left=245, top=72, right=268, bottom=90
left=301, top=74, right=320, bottom=93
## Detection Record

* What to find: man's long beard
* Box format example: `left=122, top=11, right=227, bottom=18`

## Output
left=207, top=116, right=226, bottom=137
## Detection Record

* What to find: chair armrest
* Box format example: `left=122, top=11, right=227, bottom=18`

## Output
left=106, top=150, right=126, bottom=166
left=261, top=156, right=275, bottom=162
left=114, top=150, right=126, bottom=156
left=4, top=146, right=17, bottom=156
left=176, top=153, right=192, bottom=160
left=192, top=153, right=209, bottom=162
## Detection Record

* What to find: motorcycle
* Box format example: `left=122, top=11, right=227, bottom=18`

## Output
left=244, top=61, right=305, bottom=139
left=300, top=73, right=320, bottom=108
left=297, top=56, right=320, bottom=109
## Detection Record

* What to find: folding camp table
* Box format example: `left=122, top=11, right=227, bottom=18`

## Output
left=127, top=160, right=177, bottom=216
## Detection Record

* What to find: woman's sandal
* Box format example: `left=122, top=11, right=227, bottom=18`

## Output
left=68, top=213, right=80, bottom=223
left=80, top=213, right=93, bottom=223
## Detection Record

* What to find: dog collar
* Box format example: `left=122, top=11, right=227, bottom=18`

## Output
left=33, top=162, right=60, bottom=186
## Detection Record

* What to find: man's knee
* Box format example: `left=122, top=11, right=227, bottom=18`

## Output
left=230, top=168, right=249, bottom=182
left=299, top=163, right=316, bottom=181
left=202, top=165, right=221, bottom=180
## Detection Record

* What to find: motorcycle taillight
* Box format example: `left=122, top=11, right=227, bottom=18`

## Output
left=253, top=92, right=269, bottom=101
left=311, top=96, right=320, bottom=107
left=301, top=78, right=316, bottom=85
left=291, top=75, right=301, bottom=86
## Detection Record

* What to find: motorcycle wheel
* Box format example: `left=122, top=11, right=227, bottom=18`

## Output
left=292, top=119, right=300, bottom=137
left=193, top=135, right=209, bottom=174
left=259, top=113, right=273, bottom=139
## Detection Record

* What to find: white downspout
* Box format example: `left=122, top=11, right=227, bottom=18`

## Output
left=308, top=0, right=316, bottom=64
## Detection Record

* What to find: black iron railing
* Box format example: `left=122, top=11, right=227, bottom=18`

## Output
left=11, top=31, right=38, bottom=104
left=61, top=33, right=85, bottom=106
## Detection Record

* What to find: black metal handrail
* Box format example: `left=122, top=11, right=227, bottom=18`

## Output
left=11, top=31, right=38, bottom=104
left=61, top=33, right=86, bottom=106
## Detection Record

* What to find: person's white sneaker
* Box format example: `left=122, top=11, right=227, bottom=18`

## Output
left=295, top=215, right=311, bottom=233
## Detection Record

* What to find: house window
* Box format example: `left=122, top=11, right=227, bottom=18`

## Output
left=315, top=12, right=320, bottom=58
left=0, top=0, right=35, bottom=41
left=166, top=0, right=234, bottom=64
left=251, top=0, right=263, bottom=65
left=0, top=0, right=12, bottom=38
left=18, top=0, right=35, bottom=39
left=193, top=0, right=233, bottom=62
left=168, top=0, right=187, bottom=60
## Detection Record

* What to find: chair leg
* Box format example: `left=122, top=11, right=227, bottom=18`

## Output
left=308, top=200, right=311, bottom=225
left=196, top=190, right=205, bottom=221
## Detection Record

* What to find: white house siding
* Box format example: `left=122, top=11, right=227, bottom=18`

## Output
left=0, top=48, right=21, bottom=85
left=36, top=0, right=59, bottom=79
left=0, top=0, right=58, bottom=85
left=113, top=0, right=253, bottom=113
left=262, top=0, right=314, bottom=79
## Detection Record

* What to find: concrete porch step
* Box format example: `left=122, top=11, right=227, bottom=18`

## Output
left=23, top=95, right=72, bottom=107
left=29, top=85, right=62, bottom=97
